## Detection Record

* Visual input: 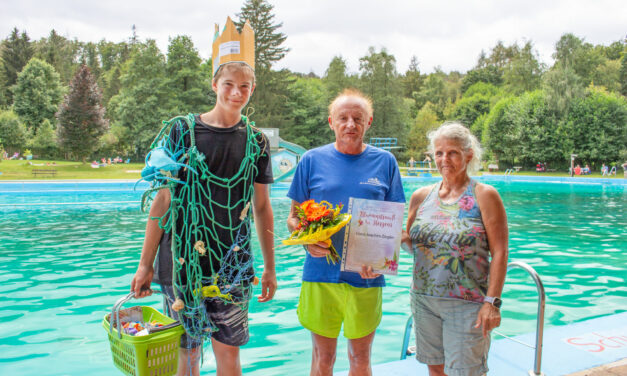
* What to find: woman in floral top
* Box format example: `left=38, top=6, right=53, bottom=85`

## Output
left=402, top=122, right=508, bottom=376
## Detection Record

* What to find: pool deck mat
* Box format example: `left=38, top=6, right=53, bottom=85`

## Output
left=566, top=358, right=627, bottom=376
left=336, top=312, right=627, bottom=376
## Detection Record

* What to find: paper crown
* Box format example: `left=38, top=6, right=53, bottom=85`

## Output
left=212, top=17, right=255, bottom=75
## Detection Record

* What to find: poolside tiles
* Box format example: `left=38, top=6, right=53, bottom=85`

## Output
left=335, top=312, right=627, bottom=376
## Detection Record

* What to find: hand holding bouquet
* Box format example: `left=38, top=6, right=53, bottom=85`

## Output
left=283, top=200, right=351, bottom=264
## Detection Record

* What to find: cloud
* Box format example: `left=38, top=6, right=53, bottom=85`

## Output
left=1, top=0, right=626, bottom=76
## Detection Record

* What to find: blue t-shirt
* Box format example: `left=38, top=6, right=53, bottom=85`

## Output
left=287, top=143, right=406, bottom=287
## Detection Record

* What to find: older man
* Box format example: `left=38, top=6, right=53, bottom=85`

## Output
left=287, top=88, right=405, bottom=376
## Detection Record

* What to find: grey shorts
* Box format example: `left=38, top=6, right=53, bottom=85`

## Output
left=411, top=293, right=490, bottom=376
left=162, top=284, right=249, bottom=349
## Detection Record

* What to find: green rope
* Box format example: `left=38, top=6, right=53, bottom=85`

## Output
left=141, top=114, right=267, bottom=342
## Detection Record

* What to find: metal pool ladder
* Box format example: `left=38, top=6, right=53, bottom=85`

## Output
left=400, top=261, right=546, bottom=376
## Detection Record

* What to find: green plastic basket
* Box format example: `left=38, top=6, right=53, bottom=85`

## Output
left=103, top=291, right=184, bottom=376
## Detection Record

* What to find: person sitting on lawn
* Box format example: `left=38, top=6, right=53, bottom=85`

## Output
left=582, top=164, right=591, bottom=175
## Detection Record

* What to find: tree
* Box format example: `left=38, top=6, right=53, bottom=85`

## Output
left=553, top=33, right=605, bottom=86
left=414, top=71, right=448, bottom=117
left=324, top=56, right=351, bottom=98
left=461, top=66, right=503, bottom=93
left=459, top=82, right=502, bottom=141
left=165, top=35, right=213, bottom=114
left=101, top=64, right=123, bottom=108
left=402, top=55, right=423, bottom=98
left=0, top=62, right=7, bottom=108
left=236, top=0, right=291, bottom=130
left=407, top=102, right=439, bottom=157
left=467, top=40, right=543, bottom=96
left=402, top=55, right=423, bottom=118
left=600, top=40, right=625, bottom=61
left=553, top=33, right=584, bottom=69
left=593, top=59, right=621, bottom=93
left=57, top=65, right=109, bottom=161
left=34, top=30, right=80, bottom=84
left=509, top=91, right=564, bottom=167
left=451, top=93, right=491, bottom=129
left=236, top=0, right=289, bottom=69
left=482, top=96, right=517, bottom=164
left=471, top=113, right=488, bottom=141
left=283, top=76, right=331, bottom=148
left=542, top=65, right=585, bottom=117
left=478, top=41, right=519, bottom=69
left=359, top=47, right=408, bottom=141
left=563, top=88, right=627, bottom=166
left=503, top=41, right=543, bottom=94
left=108, top=40, right=168, bottom=157
left=30, top=119, right=58, bottom=158
left=98, top=123, right=133, bottom=157
left=98, top=40, right=131, bottom=73
left=482, top=91, right=566, bottom=167
left=12, top=58, right=64, bottom=132
left=0, top=109, right=27, bottom=154
left=246, top=67, right=294, bottom=129
left=97, top=40, right=132, bottom=105
left=464, top=82, right=500, bottom=98
left=620, top=52, right=627, bottom=97
left=79, top=42, right=102, bottom=80
left=1, top=28, right=34, bottom=102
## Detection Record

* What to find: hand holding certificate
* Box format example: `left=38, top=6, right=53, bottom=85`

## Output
left=341, top=198, right=405, bottom=275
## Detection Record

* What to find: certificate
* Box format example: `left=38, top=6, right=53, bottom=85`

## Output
left=340, top=197, right=405, bottom=276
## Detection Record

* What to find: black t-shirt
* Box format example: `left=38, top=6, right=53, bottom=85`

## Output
left=155, top=115, right=273, bottom=285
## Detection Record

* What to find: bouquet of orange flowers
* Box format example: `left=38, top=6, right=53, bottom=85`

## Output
left=283, top=200, right=351, bottom=264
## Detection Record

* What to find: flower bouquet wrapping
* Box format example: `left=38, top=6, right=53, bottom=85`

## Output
left=283, top=200, right=351, bottom=264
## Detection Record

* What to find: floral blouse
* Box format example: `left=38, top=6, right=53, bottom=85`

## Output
left=409, top=180, right=490, bottom=303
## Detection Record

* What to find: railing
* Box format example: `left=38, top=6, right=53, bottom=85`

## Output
left=400, top=316, right=414, bottom=360
left=400, top=261, right=546, bottom=376
left=504, top=168, right=514, bottom=175
left=608, top=166, right=617, bottom=176
left=369, top=137, right=402, bottom=151
left=402, top=167, right=439, bottom=177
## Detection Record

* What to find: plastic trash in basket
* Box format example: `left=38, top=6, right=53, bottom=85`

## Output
left=102, top=290, right=184, bottom=376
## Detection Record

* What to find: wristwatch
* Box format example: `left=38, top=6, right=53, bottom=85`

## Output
left=484, top=296, right=502, bottom=309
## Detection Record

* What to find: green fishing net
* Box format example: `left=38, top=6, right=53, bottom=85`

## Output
left=139, top=113, right=266, bottom=343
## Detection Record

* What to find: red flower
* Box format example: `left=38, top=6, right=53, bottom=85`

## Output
left=300, top=200, right=333, bottom=222
left=384, top=258, right=398, bottom=272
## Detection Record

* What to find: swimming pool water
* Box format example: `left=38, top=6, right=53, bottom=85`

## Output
left=0, top=180, right=625, bottom=375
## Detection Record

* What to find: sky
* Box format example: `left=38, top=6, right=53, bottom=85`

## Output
left=1, top=0, right=626, bottom=76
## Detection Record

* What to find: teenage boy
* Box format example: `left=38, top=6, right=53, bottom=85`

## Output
left=130, top=19, right=276, bottom=376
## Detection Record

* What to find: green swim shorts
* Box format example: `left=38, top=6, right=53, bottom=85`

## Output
left=297, top=281, right=382, bottom=339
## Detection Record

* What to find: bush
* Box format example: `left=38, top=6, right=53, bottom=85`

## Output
left=0, top=110, right=28, bottom=154
left=29, top=119, right=59, bottom=159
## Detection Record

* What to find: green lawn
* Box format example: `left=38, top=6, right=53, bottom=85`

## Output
left=0, top=159, right=143, bottom=180
left=488, top=170, right=620, bottom=178
left=399, top=166, right=621, bottom=178
left=0, top=160, right=622, bottom=180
